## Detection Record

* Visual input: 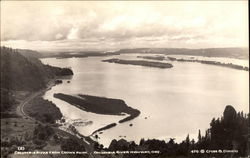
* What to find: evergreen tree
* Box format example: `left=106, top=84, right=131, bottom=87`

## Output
left=198, top=129, right=202, bottom=143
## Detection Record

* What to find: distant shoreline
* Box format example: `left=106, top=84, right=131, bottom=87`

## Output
left=167, top=56, right=249, bottom=71
left=37, top=47, right=249, bottom=60
left=137, top=55, right=249, bottom=71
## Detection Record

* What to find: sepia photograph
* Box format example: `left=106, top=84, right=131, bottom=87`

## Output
left=0, top=1, right=249, bottom=158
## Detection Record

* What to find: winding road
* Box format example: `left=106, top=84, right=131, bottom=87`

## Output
left=16, top=80, right=95, bottom=156
left=17, top=90, right=46, bottom=124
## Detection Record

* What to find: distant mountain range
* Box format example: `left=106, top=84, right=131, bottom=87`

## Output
left=116, top=47, right=249, bottom=59
left=15, top=47, right=248, bottom=59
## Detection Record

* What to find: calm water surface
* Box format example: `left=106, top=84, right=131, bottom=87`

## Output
left=41, top=54, right=249, bottom=147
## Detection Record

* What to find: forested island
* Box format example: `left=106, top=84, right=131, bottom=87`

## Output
left=137, top=55, right=165, bottom=61
left=54, top=93, right=141, bottom=128
left=102, top=58, right=173, bottom=69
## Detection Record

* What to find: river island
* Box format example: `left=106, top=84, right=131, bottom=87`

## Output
left=54, top=93, right=140, bottom=130
left=102, top=58, right=173, bottom=69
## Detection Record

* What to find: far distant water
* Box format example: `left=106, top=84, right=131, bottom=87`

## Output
left=167, top=55, right=249, bottom=67
left=42, top=54, right=249, bottom=147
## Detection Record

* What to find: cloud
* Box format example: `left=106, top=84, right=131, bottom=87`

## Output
left=0, top=1, right=248, bottom=50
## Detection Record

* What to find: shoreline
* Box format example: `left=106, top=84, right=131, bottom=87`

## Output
left=22, top=77, right=96, bottom=153
left=47, top=79, right=96, bottom=143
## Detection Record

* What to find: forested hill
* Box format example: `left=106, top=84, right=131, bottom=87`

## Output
left=17, top=48, right=43, bottom=59
left=0, top=46, right=73, bottom=91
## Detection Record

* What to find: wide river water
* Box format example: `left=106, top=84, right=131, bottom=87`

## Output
left=41, top=54, right=249, bottom=147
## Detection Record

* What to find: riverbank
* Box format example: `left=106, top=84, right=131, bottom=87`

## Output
left=102, top=58, right=173, bottom=69
left=1, top=78, right=97, bottom=157
left=42, top=79, right=96, bottom=152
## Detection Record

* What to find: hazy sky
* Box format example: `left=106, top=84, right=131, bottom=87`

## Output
left=1, top=1, right=248, bottom=51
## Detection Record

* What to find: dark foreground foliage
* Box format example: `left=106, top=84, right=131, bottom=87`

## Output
left=61, top=137, right=86, bottom=152
left=33, top=124, right=54, bottom=146
left=25, top=97, right=63, bottom=124
left=96, top=105, right=249, bottom=158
